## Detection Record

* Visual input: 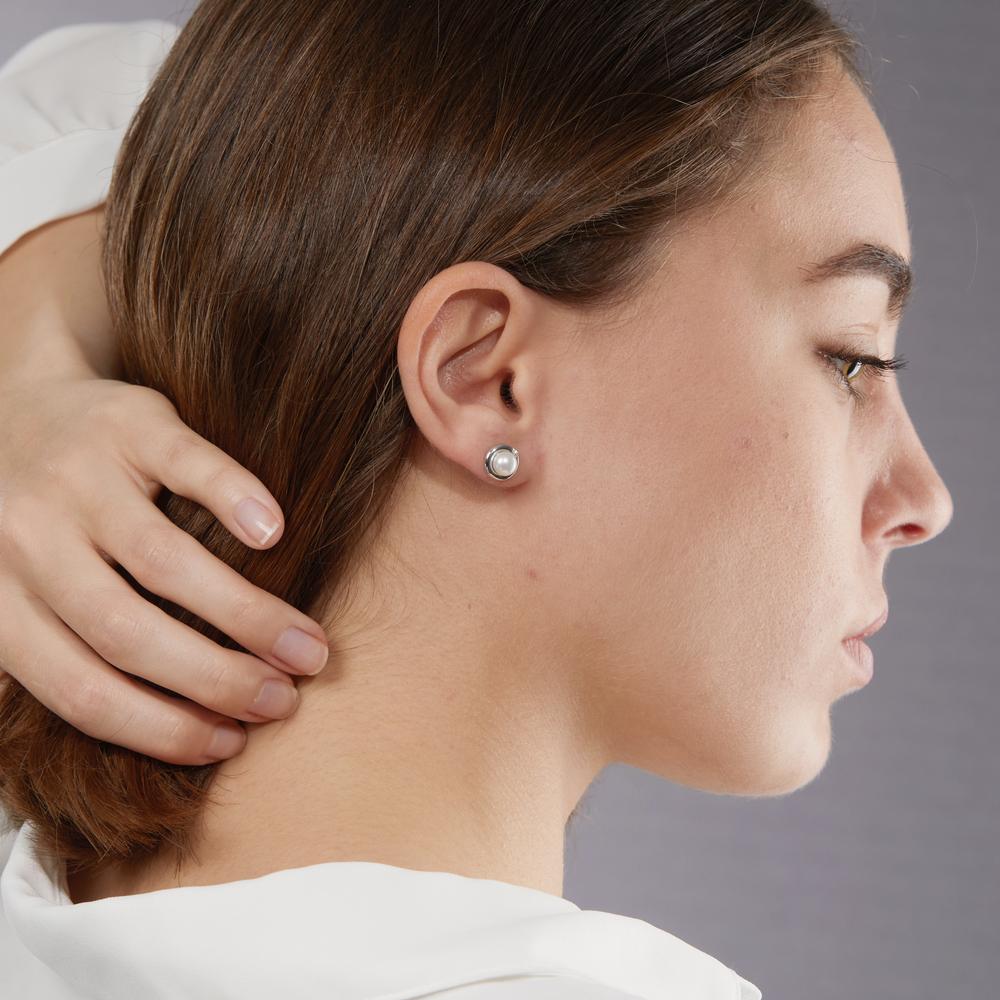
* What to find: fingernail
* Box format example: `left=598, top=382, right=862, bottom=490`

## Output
left=208, top=724, right=246, bottom=760
left=234, top=497, right=281, bottom=545
left=273, top=626, right=329, bottom=675
left=251, top=678, right=299, bottom=719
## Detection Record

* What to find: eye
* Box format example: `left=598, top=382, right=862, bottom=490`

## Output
left=819, top=340, right=908, bottom=408
left=831, top=353, right=866, bottom=383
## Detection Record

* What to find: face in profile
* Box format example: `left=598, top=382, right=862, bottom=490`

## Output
left=311, top=58, right=960, bottom=867
left=467, top=61, right=955, bottom=800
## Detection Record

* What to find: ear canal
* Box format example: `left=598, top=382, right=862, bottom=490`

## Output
left=500, top=373, right=519, bottom=412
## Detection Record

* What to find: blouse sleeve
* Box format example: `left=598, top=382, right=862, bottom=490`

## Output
left=0, top=19, right=180, bottom=258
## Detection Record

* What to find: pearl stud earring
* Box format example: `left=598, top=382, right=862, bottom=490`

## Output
left=484, top=444, right=519, bottom=481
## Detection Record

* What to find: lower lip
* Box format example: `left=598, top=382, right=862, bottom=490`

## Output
left=841, top=637, right=874, bottom=685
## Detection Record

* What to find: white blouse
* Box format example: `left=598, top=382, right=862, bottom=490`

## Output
left=0, top=21, right=763, bottom=1000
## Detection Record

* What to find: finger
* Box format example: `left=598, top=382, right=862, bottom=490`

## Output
left=23, top=523, right=304, bottom=726
left=118, top=406, right=287, bottom=550
left=85, top=467, right=329, bottom=677
left=0, top=583, right=250, bottom=765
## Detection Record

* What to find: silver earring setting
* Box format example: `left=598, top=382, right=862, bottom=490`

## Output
left=484, top=444, right=519, bottom=481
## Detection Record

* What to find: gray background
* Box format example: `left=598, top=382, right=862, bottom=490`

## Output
left=2, top=2, right=997, bottom=997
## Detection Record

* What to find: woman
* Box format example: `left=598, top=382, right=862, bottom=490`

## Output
left=0, top=2, right=953, bottom=997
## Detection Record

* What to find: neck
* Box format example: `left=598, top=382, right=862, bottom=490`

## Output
left=68, top=595, right=606, bottom=904
left=67, top=454, right=613, bottom=906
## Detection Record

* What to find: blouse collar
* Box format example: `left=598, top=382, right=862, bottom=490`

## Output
left=3, top=820, right=761, bottom=1000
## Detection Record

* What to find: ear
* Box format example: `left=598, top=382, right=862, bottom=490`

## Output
left=396, top=261, right=547, bottom=489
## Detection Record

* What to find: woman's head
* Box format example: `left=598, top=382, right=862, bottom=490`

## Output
left=0, top=0, right=951, bottom=877
left=528, top=66, right=953, bottom=797
left=389, top=61, right=951, bottom=811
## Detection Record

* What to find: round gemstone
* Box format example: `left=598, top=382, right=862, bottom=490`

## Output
left=490, top=448, right=517, bottom=478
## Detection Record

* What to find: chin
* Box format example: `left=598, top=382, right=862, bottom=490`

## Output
left=703, top=718, right=834, bottom=799
left=625, top=702, right=833, bottom=798
left=760, top=719, right=834, bottom=797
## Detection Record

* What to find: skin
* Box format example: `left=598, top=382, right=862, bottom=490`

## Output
left=69, top=62, right=953, bottom=904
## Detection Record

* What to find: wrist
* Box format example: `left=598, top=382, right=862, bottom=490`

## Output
left=0, top=298, right=103, bottom=385
left=0, top=207, right=120, bottom=381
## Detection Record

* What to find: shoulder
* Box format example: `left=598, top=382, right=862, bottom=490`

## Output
left=426, top=975, right=645, bottom=999
left=0, top=18, right=180, bottom=81
left=0, top=819, right=82, bottom=998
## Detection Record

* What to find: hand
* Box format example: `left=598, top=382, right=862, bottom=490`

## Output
left=0, top=368, right=331, bottom=765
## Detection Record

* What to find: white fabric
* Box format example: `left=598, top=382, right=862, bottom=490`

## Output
left=0, top=21, right=764, bottom=1000
left=0, top=19, right=178, bottom=258
left=1, top=819, right=760, bottom=999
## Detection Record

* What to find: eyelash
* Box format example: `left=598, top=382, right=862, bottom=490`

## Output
left=819, top=339, right=908, bottom=407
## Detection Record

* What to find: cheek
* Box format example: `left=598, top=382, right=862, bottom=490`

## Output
left=669, top=402, right=850, bottom=652
left=604, top=395, right=849, bottom=715
left=531, top=344, right=852, bottom=679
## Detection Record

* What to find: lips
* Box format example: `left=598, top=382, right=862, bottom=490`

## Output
left=844, top=605, right=889, bottom=642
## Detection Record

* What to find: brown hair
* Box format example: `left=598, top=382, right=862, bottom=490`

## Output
left=0, top=0, right=868, bottom=877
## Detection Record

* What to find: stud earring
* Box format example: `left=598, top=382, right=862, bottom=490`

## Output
left=484, top=444, right=519, bottom=481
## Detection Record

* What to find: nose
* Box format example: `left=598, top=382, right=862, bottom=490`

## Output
left=866, top=405, right=955, bottom=550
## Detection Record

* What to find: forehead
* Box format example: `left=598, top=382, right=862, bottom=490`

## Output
left=621, top=67, right=914, bottom=329
left=749, top=68, right=911, bottom=274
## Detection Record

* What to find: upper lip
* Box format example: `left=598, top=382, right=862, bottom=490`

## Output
left=844, top=605, right=889, bottom=642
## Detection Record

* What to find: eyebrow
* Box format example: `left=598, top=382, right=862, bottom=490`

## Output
left=800, top=241, right=913, bottom=323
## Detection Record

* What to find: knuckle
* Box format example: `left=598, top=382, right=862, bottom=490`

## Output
left=89, top=602, right=144, bottom=662
left=87, top=383, right=166, bottom=427
left=161, top=428, right=202, bottom=469
left=83, top=388, right=132, bottom=429
left=59, top=676, right=112, bottom=735
left=125, top=522, right=185, bottom=582
left=202, top=460, right=237, bottom=499
left=199, top=654, right=239, bottom=708
left=229, top=591, right=265, bottom=630
left=159, top=710, right=196, bottom=759
left=131, top=384, right=177, bottom=415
